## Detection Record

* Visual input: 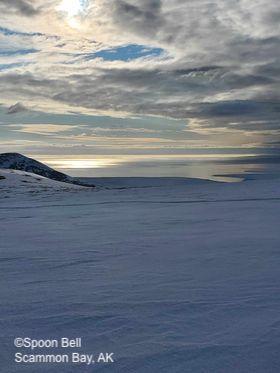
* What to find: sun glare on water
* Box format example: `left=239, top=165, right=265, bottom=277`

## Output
left=50, top=159, right=120, bottom=169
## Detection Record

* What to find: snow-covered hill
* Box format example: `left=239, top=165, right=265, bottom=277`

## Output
left=0, top=153, right=94, bottom=187
left=0, top=169, right=87, bottom=196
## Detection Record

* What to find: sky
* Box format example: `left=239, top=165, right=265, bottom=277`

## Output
left=0, top=0, right=279, bottom=177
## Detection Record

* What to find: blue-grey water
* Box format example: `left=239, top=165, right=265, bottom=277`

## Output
left=44, top=155, right=280, bottom=182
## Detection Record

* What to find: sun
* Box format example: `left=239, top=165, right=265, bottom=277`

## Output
left=58, top=0, right=83, bottom=17
left=57, top=0, right=87, bottom=28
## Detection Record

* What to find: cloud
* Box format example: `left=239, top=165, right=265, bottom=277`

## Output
left=0, top=0, right=40, bottom=16
left=7, top=102, right=27, bottom=114
left=0, top=0, right=279, bottom=155
left=112, top=0, right=163, bottom=37
left=9, top=123, right=75, bottom=135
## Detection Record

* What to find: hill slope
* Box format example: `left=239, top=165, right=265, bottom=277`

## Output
left=0, top=153, right=94, bottom=187
left=0, top=168, right=87, bottom=194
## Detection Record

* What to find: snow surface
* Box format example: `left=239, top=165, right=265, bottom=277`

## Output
left=0, top=170, right=280, bottom=372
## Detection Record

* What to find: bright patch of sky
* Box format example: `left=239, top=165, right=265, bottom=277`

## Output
left=0, top=63, right=26, bottom=71
left=89, top=45, right=164, bottom=62
left=0, top=26, right=43, bottom=37
left=0, top=49, right=38, bottom=56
